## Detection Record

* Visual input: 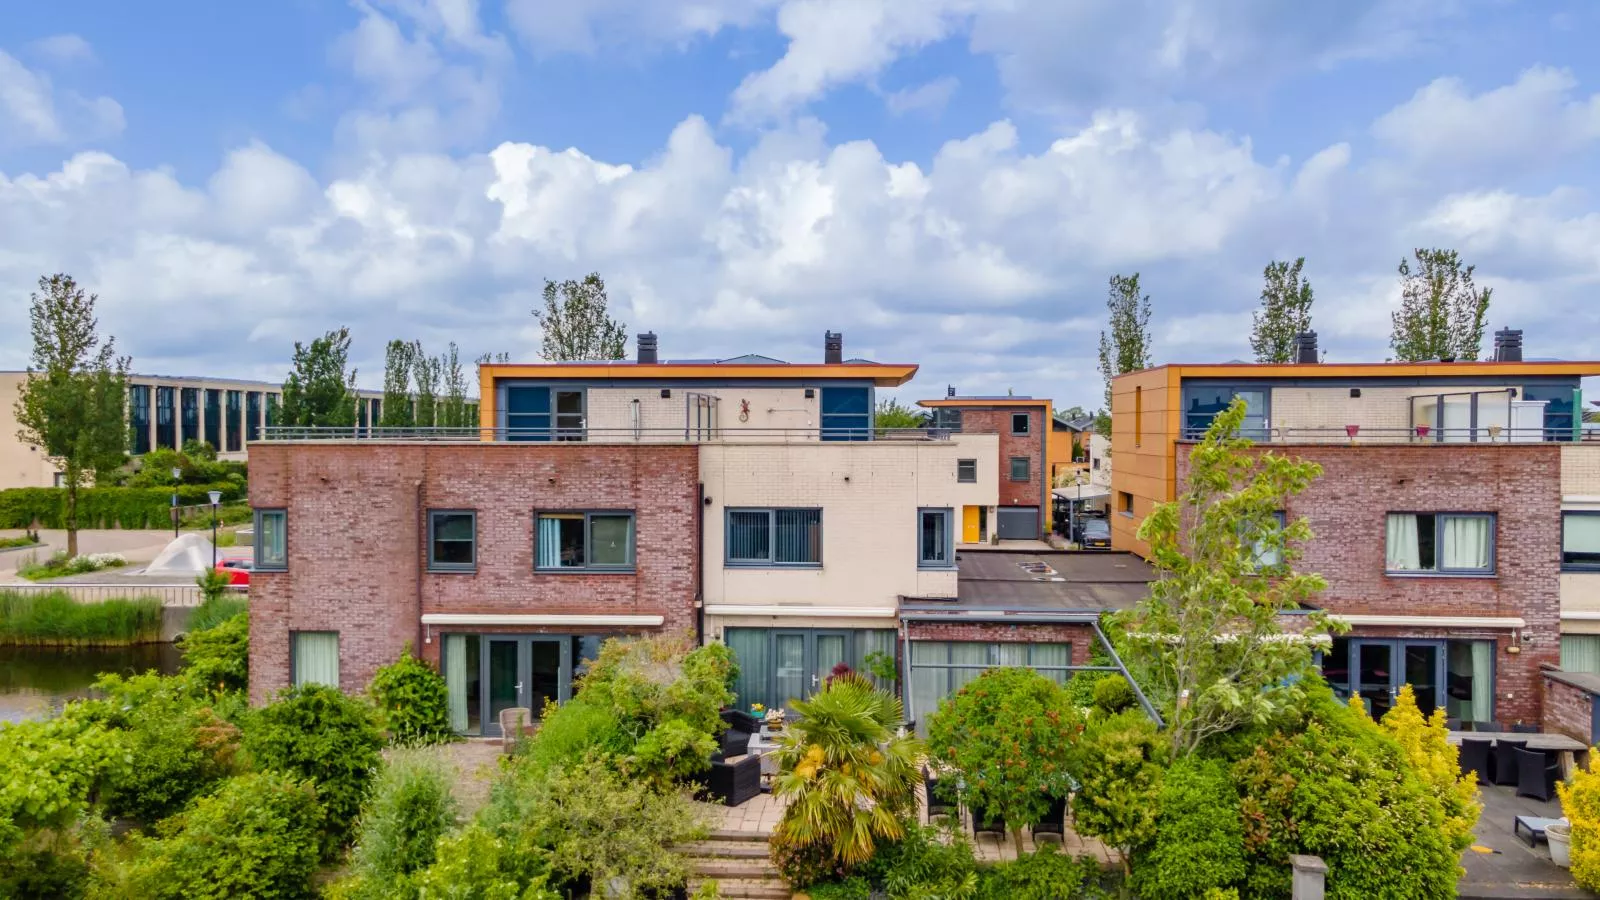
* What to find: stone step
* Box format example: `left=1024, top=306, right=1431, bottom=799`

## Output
left=677, top=840, right=772, bottom=859
left=690, top=857, right=780, bottom=879
left=689, top=877, right=792, bottom=899
left=706, top=829, right=772, bottom=843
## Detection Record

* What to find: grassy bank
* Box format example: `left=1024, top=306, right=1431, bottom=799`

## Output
left=0, top=589, right=164, bottom=647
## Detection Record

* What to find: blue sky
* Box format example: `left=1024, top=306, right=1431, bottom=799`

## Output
left=3, top=1, right=1600, bottom=408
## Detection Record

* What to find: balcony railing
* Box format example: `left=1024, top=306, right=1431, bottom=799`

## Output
left=1178, top=425, right=1595, bottom=444
left=260, top=425, right=963, bottom=443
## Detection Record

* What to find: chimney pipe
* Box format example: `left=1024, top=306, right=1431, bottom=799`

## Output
left=947, top=385, right=956, bottom=398
left=1295, top=331, right=1319, bottom=364
left=824, top=331, right=843, bottom=365
left=1494, top=328, right=1523, bottom=363
left=637, top=332, right=658, bottom=364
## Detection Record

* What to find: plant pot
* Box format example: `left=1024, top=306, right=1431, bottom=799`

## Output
left=1548, top=821, right=1572, bottom=868
left=1415, top=425, right=1430, bottom=439
left=1345, top=424, right=1360, bottom=439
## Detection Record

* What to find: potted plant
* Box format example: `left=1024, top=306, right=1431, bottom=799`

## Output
left=1549, top=819, right=1572, bottom=868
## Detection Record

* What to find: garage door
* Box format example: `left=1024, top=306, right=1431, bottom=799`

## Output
left=997, top=506, right=1039, bottom=540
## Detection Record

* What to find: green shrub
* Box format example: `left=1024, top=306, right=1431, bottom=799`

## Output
left=244, top=684, right=384, bottom=856
left=1129, top=756, right=1244, bottom=900
left=976, top=845, right=1111, bottom=900
left=186, top=593, right=248, bottom=634
left=858, top=825, right=980, bottom=898
left=0, top=589, right=163, bottom=646
left=0, top=713, right=128, bottom=886
left=2, top=821, right=102, bottom=900
left=16, top=550, right=130, bottom=581
left=178, top=611, right=249, bottom=695
left=1070, top=710, right=1167, bottom=877
left=410, top=822, right=559, bottom=900
left=520, top=696, right=626, bottom=774
left=113, top=771, right=322, bottom=900
left=805, top=877, right=873, bottom=900
left=194, top=569, right=234, bottom=606
left=336, top=750, right=459, bottom=899
left=0, top=532, right=40, bottom=550
left=1090, top=674, right=1136, bottom=717
left=368, top=647, right=456, bottom=747
left=0, top=483, right=246, bottom=530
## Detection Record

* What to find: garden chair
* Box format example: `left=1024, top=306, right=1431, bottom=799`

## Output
left=693, top=716, right=762, bottom=807
left=1492, top=739, right=1527, bottom=786
left=1515, top=747, right=1560, bottom=803
left=498, top=707, right=532, bottom=750
left=1457, top=739, right=1492, bottom=784
left=972, top=806, right=1006, bottom=836
left=923, top=768, right=956, bottom=822
left=1030, top=796, right=1068, bottom=841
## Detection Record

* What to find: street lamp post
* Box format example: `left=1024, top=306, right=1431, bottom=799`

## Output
left=207, top=490, right=222, bottom=569
left=171, top=467, right=182, bottom=538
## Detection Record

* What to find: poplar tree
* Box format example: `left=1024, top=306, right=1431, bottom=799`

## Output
left=534, top=273, right=627, bottom=361
left=280, top=328, right=358, bottom=427
left=1249, top=258, right=1315, bottom=363
left=1390, top=248, right=1492, bottom=362
left=379, top=339, right=418, bottom=428
left=1096, top=274, right=1153, bottom=436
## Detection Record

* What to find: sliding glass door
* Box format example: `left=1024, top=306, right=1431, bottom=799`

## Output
left=1326, top=638, right=1453, bottom=721
left=725, top=628, right=897, bottom=711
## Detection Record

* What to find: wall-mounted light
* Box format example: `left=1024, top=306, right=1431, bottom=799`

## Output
left=703, top=496, right=713, bottom=506
left=661, top=389, right=671, bottom=399
left=804, top=388, right=815, bottom=399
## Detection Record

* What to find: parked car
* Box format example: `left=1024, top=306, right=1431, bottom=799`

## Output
left=1079, top=518, right=1111, bottom=550
left=215, top=558, right=252, bottom=586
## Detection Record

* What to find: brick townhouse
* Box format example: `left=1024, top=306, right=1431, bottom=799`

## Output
left=918, top=393, right=1052, bottom=541
left=1110, top=329, right=1599, bottom=726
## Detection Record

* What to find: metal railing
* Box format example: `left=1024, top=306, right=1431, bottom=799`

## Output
left=0, top=581, right=209, bottom=607
left=1179, top=425, right=1594, bottom=445
left=261, top=425, right=963, bottom=443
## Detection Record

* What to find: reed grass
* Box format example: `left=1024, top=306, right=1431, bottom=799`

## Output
left=187, top=594, right=248, bottom=633
left=0, top=589, right=164, bottom=647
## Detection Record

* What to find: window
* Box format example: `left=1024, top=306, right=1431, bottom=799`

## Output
left=931, top=408, right=963, bottom=432
left=503, top=386, right=585, bottom=441
left=956, top=459, right=977, bottom=483
left=1118, top=491, right=1134, bottom=516
left=1248, top=511, right=1287, bottom=570
left=1385, top=513, right=1494, bottom=575
left=820, top=387, right=870, bottom=441
left=907, top=641, right=1072, bottom=730
left=255, top=509, right=287, bottom=571
left=1092, top=457, right=1101, bottom=470
left=1011, top=412, right=1031, bottom=435
left=536, top=512, right=635, bottom=570
left=429, top=511, right=477, bottom=571
left=292, top=632, right=339, bottom=688
left=1008, top=457, right=1030, bottom=482
left=1564, top=512, right=1600, bottom=571
left=918, top=508, right=954, bottom=568
left=1180, top=384, right=1268, bottom=440
left=727, top=508, right=822, bottom=566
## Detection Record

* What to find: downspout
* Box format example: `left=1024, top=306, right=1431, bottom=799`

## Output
left=695, top=482, right=705, bottom=644
left=415, top=479, right=425, bottom=652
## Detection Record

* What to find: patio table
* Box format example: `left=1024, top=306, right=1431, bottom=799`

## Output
left=1513, top=815, right=1563, bottom=846
left=1447, top=732, right=1590, bottom=779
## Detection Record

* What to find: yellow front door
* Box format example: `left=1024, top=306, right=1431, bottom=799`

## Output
left=962, top=506, right=981, bottom=543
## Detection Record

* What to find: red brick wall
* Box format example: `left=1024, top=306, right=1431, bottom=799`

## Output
left=1179, top=443, right=1561, bottom=724
left=1544, top=673, right=1597, bottom=744
left=959, top=408, right=1046, bottom=529
left=248, top=443, right=700, bottom=703
left=905, top=620, right=1094, bottom=665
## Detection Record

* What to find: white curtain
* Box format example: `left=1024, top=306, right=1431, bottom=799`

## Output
left=1386, top=514, right=1422, bottom=570
left=445, top=634, right=468, bottom=733
left=908, top=642, right=948, bottom=733
left=1442, top=516, right=1491, bottom=570
left=537, top=516, right=563, bottom=568
left=293, top=632, right=339, bottom=688
left=1030, top=643, right=1071, bottom=685
left=1471, top=641, right=1493, bottom=722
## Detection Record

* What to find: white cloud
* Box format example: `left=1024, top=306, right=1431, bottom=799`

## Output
left=504, top=0, right=776, bottom=54
left=31, top=34, right=95, bottom=65
left=884, top=76, right=957, bottom=117
left=0, top=50, right=123, bottom=147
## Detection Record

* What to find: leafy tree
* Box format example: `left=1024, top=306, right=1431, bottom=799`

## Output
left=926, top=667, right=1083, bottom=853
left=1070, top=709, right=1167, bottom=878
left=873, top=398, right=925, bottom=430
left=1095, top=273, right=1152, bottom=436
left=439, top=342, right=469, bottom=429
left=1372, top=685, right=1479, bottom=852
left=368, top=646, right=455, bottom=747
left=1125, top=397, right=1335, bottom=756
left=379, top=339, right=418, bottom=428
left=1249, top=257, right=1315, bottom=363
left=1057, top=405, right=1087, bottom=421
left=1129, top=756, right=1246, bottom=900
left=534, top=273, right=627, bottom=361
left=14, top=274, right=131, bottom=557
left=770, top=674, right=923, bottom=878
left=177, top=611, right=249, bottom=696
left=413, top=351, right=441, bottom=428
left=281, top=327, right=358, bottom=427
left=1390, top=248, right=1492, bottom=361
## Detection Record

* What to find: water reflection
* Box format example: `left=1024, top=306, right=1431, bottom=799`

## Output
left=0, top=644, right=182, bottom=723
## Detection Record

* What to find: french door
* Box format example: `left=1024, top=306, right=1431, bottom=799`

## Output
left=485, top=636, right=572, bottom=735
left=772, top=630, right=851, bottom=708
left=1352, top=639, right=1444, bottom=721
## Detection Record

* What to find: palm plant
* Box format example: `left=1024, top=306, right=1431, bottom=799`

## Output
left=770, top=673, right=924, bottom=874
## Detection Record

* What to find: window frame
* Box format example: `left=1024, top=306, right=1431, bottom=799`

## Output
left=427, top=509, right=478, bottom=573
left=289, top=630, right=340, bottom=689
left=254, top=508, right=288, bottom=571
left=1008, top=456, right=1030, bottom=482
left=725, top=507, right=823, bottom=568
left=534, top=510, right=637, bottom=573
left=1563, top=511, right=1600, bottom=572
left=956, top=459, right=977, bottom=483
left=917, top=507, right=956, bottom=569
left=1010, top=412, right=1031, bottom=435
left=1247, top=510, right=1288, bottom=572
left=1118, top=491, right=1134, bottom=517
left=1384, top=511, right=1497, bottom=577
left=820, top=386, right=872, bottom=442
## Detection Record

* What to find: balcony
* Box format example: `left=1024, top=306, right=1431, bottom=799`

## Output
left=260, top=425, right=964, bottom=444
left=1177, top=424, right=1594, bottom=445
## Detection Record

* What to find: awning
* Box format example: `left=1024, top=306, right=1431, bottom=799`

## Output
left=1332, top=614, right=1525, bottom=629
left=419, top=614, right=665, bottom=627
left=706, top=605, right=898, bottom=619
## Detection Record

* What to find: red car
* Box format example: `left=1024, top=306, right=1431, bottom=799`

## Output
left=216, top=558, right=253, bottom=586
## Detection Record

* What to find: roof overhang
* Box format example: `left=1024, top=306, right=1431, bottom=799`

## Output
left=1330, top=614, right=1526, bottom=629
left=1117, top=361, right=1600, bottom=381
left=483, top=362, right=918, bottom=387
left=706, top=605, right=898, bottom=619
left=420, top=613, right=665, bottom=627
left=918, top=397, right=1052, bottom=408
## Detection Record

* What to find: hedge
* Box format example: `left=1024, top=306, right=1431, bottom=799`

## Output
left=0, top=483, right=247, bottom=530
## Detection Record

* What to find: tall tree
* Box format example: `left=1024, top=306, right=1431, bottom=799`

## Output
left=1096, top=273, right=1153, bottom=436
left=379, top=339, right=417, bottom=428
left=1390, top=248, right=1493, bottom=362
left=1124, top=398, right=1337, bottom=756
left=281, top=328, right=358, bottom=428
left=439, top=343, right=468, bottom=430
left=14, top=274, right=131, bottom=557
left=1249, top=258, right=1315, bottom=363
left=534, top=273, right=627, bottom=361
left=413, top=352, right=441, bottom=429
left=872, top=398, right=924, bottom=430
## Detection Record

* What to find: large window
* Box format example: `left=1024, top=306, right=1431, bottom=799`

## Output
left=1181, top=384, right=1268, bottom=440
left=429, top=511, right=477, bottom=572
left=908, top=641, right=1072, bottom=729
left=1523, top=384, right=1577, bottom=441
left=203, top=389, right=221, bottom=450
left=918, top=508, right=954, bottom=568
left=156, top=386, right=176, bottom=449
left=724, top=628, right=897, bottom=711
left=1320, top=637, right=1493, bottom=723
left=128, top=384, right=151, bottom=455
left=503, top=386, right=585, bottom=441
left=254, top=509, right=287, bottom=571
left=246, top=392, right=262, bottom=442
left=1008, top=457, right=1030, bottom=482
left=226, top=390, right=243, bottom=452
left=181, top=388, right=199, bottom=447
left=727, top=508, right=822, bottom=566
left=292, top=632, right=339, bottom=688
left=1564, top=512, right=1600, bottom=571
left=931, top=408, right=963, bottom=432
left=820, top=387, right=870, bottom=441
left=536, top=512, right=635, bottom=570
left=1385, top=512, right=1494, bottom=575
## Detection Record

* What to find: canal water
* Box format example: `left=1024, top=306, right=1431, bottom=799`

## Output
left=0, top=644, right=182, bottom=723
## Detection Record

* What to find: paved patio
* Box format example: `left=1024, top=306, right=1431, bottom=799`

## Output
left=1458, top=783, right=1590, bottom=899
